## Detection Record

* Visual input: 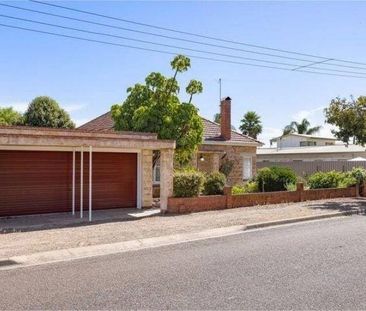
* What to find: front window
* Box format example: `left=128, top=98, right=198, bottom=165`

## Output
left=153, top=160, right=160, bottom=184
left=300, top=141, right=317, bottom=147
left=243, top=156, right=253, bottom=180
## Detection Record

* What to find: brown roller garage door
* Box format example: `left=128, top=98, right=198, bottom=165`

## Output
left=0, top=150, right=137, bottom=216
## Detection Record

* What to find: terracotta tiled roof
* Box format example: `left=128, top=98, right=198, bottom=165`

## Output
left=78, top=111, right=115, bottom=132
left=79, top=112, right=262, bottom=146
left=201, top=117, right=262, bottom=145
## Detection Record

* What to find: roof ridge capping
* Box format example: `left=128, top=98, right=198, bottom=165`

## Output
left=271, top=132, right=337, bottom=141
left=0, top=125, right=160, bottom=140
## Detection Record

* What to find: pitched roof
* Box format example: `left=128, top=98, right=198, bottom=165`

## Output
left=78, top=111, right=114, bottom=132
left=270, top=133, right=337, bottom=142
left=258, top=144, right=366, bottom=155
left=79, top=112, right=262, bottom=146
left=200, top=117, right=262, bottom=145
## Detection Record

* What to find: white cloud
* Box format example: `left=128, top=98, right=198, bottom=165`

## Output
left=318, top=123, right=336, bottom=138
left=0, top=102, right=86, bottom=113
left=292, top=106, right=326, bottom=122
left=73, top=118, right=89, bottom=127
left=258, top=127, right=282, bottom=147
left=63, top=103, right=86, bottom=113
left=0, top=102, right=28, bottom=112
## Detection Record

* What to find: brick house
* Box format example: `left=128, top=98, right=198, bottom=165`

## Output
left=79, top=97, right=262, bottom=189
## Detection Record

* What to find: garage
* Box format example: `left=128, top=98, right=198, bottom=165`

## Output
left=0, top=126, right=175, bottom=218
left=0, top=150, right=137, bottom=217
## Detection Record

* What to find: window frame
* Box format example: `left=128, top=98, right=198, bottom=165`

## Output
left=153, top=160, right=161, bottom=185
left=242, top=154, right=253, bottom=180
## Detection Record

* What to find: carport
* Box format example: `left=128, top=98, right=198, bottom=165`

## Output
left=0, top=126, right=175, bottom=220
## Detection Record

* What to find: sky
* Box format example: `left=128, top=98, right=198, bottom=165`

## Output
left=1, top=1, right=366, bottom=146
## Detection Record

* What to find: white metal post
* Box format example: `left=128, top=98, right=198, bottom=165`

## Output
left=136, top=151, right=142, bottom=209
left=89, top=146, right=92, bottom=222
left=72, top=149, right=75, bottom=215
left=80, top=146, right=83, bottom=218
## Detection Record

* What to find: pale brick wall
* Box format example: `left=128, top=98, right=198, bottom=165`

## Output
left=142, top=149, right=153, bottom=208
left=196, top=153, right=220, bottom=173
left=197, top=144, right=257, bottom=185
left=197, top=153, right=214, bottom=173
left=160, top=149, right=174, bottom=211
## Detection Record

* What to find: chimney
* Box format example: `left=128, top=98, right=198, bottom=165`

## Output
left=220, top=96, right=231, bottom=140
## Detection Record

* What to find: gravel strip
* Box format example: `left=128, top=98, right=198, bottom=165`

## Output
left=1, top=198, right=365, bottom=258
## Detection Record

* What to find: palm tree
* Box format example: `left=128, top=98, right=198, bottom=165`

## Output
left=239, top=111, right=263, bottom=139
left=283, top=118, right=321, bottom=135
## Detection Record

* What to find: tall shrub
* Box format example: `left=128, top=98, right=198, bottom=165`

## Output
left=349, top=167, right=366, bottom=185
left=308, top=171, right=343, bottom=189
left=203, top=171, right=226, bottom=195
left=173, top=169, right=204, bottom=197
left=24, top=96, right=75, bottom=128
left=256, top=166, right=297, bottom=192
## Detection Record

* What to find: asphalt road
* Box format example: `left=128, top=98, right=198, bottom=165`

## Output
left=1, top=215, right=366, bottom=310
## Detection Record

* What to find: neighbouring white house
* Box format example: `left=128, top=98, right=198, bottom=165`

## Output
left=258, top=133, right=366, bottom=162
left=269, top=133, right=336, bottom=148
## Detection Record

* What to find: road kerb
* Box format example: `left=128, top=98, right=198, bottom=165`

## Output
left=246, top=209, right=359, bottom=230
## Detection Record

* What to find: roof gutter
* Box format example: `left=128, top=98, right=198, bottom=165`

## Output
left=203, top=140, right=263, bottom=147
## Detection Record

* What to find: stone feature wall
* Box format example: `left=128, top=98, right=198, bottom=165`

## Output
left=167, top=183, right=357, bottom=213
left=142, top=149, right=153, bottom=208
left=160, top=149, right=174, bottom=212
left=197, top=144, right=257, bottom=185
left=196, top=153, right=221, bottom=173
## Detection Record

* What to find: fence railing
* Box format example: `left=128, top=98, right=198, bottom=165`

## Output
left=257, top=160, right=366, bottom=177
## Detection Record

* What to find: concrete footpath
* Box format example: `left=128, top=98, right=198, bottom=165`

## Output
left=0, top=212, right=359, bottom=271
left=0, top=201, right=363, bottom=270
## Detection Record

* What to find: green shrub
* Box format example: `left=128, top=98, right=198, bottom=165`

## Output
left=285, top=182, right=297, bottom=191
left=308, top=171, right=343, bottom=189
left=173, top=169, right=205, bottom=197
left=203, top=171, right=226, bottom=195
left=349, top=167, right=366, bottom=185
left=232, top=184, right=245, bottom=195
left=243, top=181, right=259, bottom=193
left=232, top=181, right=259, bottom=195
left=338, top=174, right=357, bottom=188
left=256, top=166, right=297, bottom=192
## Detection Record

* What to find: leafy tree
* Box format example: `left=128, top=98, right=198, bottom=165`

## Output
left=111, top=55, right=204, bottom=165
left=186, top=80, right=203, bottom=104
left=283, top=118, right=321, bottom=135
left=0, top=107, right=23, bottom=126
left=324, top=96, right=366, bottom=145
left=24, top=96, right=75, bottom=128
left=213, top=113, right=221, bottom=124
left=239, top=111, right=262, bottom=139
left=213, top=112, right=237, bottom=131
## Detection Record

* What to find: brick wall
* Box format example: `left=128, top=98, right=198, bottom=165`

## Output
left=167, top=195, right=227, bottom=213
left=196, top=153, right=214, bottom=173
left=142, top=149, right=153, bottom=208
left=220, top=97, right=231, bottom=140
left=167, top=183, right=357, bottom=213
left=198, top=144, right=257, bottom=185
